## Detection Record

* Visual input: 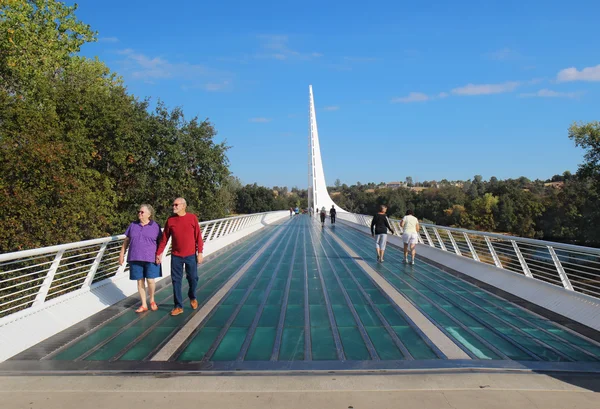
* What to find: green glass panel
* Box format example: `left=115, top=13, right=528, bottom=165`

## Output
left=284, top=305, right=304, bottom=327
left=279, top=328, right=304, bottom=361
left=375, top=304, right=408, bottom=326
left=332, top=304, right=356, bottom=327
left=267, top=290, right=284, bottom=304
left=470, top=327, right=534, bottom=360
left=205, top=305, right=236, bottom=327
left=245, top=327, right=277, bottom=361
left=346, top=289, right=366, bottom=304
left=212, top=328, right=248, bottom=361
left=338, top=327, right=370, bottom=360
left=364, top=290, right=388, bottom=304
left=287, top=290, right=304, bottom=304
left=308, top=289, right=326, bottom=305
left=327, top=290, right=345, bottom=303
left=311, top=327, right=337, bottom=360
left=366, top=327, right=403, bottom=360
left=392, top=326, right=437, bottom=360
left=233, top=304, right=259, bottom=327
left=310, top=305, right=331, bottom=327
left=121, top=327, right=175, bottom=361
left=272, top=279, right=287, bottom=290
left=258, top=305, right=282, bottom=327
left=54, top=325, right=123, bottom=360
left=222, top=289, right=245, bottom=305
left=354, top=304, right=381, bottom=327
left=85, top=326, right=143, bottom=361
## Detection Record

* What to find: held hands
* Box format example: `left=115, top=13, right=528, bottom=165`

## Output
left=118, top=254, right=125, bottom=266
left=155, top=254, right=162, bottom=265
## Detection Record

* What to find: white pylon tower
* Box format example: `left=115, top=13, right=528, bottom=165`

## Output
left=308, top=85, right=346, bottom=214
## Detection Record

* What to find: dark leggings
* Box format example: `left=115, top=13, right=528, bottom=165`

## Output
left=320, top=213, right=326, bottom=223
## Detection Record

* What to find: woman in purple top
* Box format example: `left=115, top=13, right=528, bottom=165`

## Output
left=119, top=204, right=162, bottom=313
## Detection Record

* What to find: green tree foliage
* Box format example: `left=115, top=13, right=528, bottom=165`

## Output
left=0, top=1, right=230, bottom=251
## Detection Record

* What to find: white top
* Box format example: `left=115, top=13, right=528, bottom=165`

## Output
left=402, top=215, right=419, bottom=234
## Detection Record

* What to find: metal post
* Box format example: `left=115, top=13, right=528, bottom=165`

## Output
left=433, top=228, right=447, bottom=251
left=32, top=250, right=65, bottom=307
left=447, top=231, right=461, bottom=256
left=463, top=232, right=480, bottom=261
left=548, top=246, right=574, bottom=291
left=511, top=240, right=533, bottom=278
left=485, top=236, right=503, bottom=269
left=82, top=243, right=108, bottom=288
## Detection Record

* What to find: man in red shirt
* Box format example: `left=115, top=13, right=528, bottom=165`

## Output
left=156, top=197, right=204, bottom=316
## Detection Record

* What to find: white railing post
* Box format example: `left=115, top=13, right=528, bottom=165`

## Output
left=206, top=222, right=218, bottom=242
left=447, top=231, right=461, bottom=256
left=484, top=237, right=503, bottom=269
left=548, top=246, right=574, bottom=291
left=32, top=250, right=65, bottom=307
left=463, top=232, right=480, bottom=261
left=82, top=243, right=108, bottom=288
left=422, top=226, right=434, bottom=247
left=511, top=240, right=533, bottom=278
left=432, top=228, right=447, bottom=251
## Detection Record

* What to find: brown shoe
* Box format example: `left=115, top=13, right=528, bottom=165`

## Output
left=170, top=307, right=183, bottom=316
left=190, top=299, right=198, bottom=310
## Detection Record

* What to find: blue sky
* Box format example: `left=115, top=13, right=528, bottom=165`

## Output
left=75, top=0, right=600, bottom=188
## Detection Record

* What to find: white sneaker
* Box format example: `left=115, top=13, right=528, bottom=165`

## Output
left=404, top=258, right=408, bottom=263
left=411, top=258, right=415, bottom=265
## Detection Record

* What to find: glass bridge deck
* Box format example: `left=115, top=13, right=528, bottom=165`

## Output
left=7, top=216, right=600, bottom=372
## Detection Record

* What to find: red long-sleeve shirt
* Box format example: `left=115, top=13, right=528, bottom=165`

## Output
left=156, top=213, right=204, bottom=257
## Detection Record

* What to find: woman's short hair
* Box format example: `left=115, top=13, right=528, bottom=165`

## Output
left=379, top=205, right=387, bottom=212
left=140, top=204, right=155, bottom=219
left=406, top=209, right=414, bottom=216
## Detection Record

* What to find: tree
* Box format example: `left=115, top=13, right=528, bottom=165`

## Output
left=334, top=178, right=341, bottom=189
left=569, top=121, right=600, bottom=178
left=405, top=176, right=413, bottom=187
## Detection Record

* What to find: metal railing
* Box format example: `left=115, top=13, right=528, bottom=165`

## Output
left=338, top=212, right=600, bottom=299
left=0, top=211, right=288, bottom=319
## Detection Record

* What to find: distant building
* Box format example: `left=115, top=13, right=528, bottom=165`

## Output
left=410, top=186, right=428, bottom=193
left=544, top=181, right=564, bottom=189
left=386, top=181, right=406, bottom=189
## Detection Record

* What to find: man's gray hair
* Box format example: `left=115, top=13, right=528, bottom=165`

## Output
left=175, top=197, right=187, bottom=207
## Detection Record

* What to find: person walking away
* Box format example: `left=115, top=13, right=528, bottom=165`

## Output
left=400, top=209, right=420, bottom=264
left=119, top=204, right=162, bottom=312
left=320, top=206, right=327, bottom=227
left=309, top=207, right=313, bottom=217
left=370, top=205, right=395, bottom=262
left=330, top=205, right=337, bottom=224
left=156, top=197, right=204, bottom=316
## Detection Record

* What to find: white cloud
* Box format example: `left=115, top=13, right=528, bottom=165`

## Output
left=437, top=92, right=449, bottom=99
left=255, top=35, right=322, bottom=61
left=204, top=81, right=232, bottom=92
left=323, top=106, right=340, bottom=111
left=117, top=49, right=232, bottom=89
left=249, top=117, right=272, bottom=123
left=557, top=64, right=600, bottom=82
left=391, top=92, right=430, bottom=103
left=519, top=88, right=584, bottom=99
left=99, top=37, right=119, bottom=43
left=485, top=47, right=515, bottom=61
left=451, top=81, right=521, bottom=96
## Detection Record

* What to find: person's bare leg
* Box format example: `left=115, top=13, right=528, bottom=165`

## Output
left=411, top=244, right=417, bottom=264
left=380, top=250, right=385, bottom=262
left=147, top=279, right=156, bottom=304
left=137, top=279, right=147, bottom=308
left=403, top=243, right=409, bottom=262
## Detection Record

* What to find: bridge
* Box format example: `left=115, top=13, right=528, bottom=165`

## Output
left=1, top=87, right=599, bottom=407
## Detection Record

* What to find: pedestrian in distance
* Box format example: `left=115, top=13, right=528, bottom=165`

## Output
left=119, top=204, right=162, bottom=313
left=320, top=206, right=327, bottom=227
left=370, top=205, right=395, bottom=263
left=400, top=209, right=420, bottom=264
left=156, top=198, right=204, bottom=316
left=330, top=205, right=337, bottom=224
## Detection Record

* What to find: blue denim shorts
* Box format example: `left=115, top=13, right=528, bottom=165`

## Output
left=129, top=261, right=161, bottom=280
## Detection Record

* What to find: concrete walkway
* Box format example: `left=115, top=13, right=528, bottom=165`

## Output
left=1, top=372, right=598, bottom=409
